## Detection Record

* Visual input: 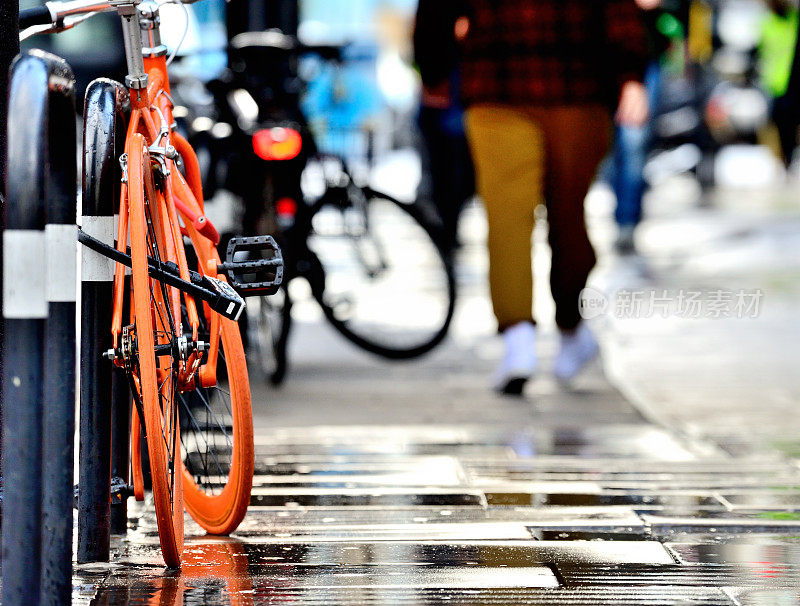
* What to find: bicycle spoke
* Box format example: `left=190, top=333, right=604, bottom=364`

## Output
left=178, top=394, right=227, bottom=486
left=191, top=387, right=232, bottom=446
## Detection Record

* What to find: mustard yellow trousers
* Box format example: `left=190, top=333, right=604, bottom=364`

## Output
left=465, top=104, right=611, bottom=331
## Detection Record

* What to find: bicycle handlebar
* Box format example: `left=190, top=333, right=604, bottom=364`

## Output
left=19, top=0, right=201, bottom=38
left=19, top=6, right=53, bottom=29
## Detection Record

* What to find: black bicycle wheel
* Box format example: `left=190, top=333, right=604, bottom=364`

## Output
left=306, top=187, right=456, bottom=359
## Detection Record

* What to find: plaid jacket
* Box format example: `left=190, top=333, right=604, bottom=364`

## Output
left=415, top=0, right=650, bottom=107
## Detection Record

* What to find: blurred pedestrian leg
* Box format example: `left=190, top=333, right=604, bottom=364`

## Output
left=465, top=104, right=610, bottom=333
left=418, top=100, right=474, bottom=253
left=613, top=123, right=647, bottom=247
left=414, top=1, right=474, bottom=253
left=612, top=59, right=662, bottom=253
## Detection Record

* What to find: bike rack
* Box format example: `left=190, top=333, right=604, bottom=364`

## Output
left=78, top=78, right=128, bottom=561
left=2, top=50, right=77, bottom=606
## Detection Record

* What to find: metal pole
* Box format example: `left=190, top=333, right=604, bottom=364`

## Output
left=267, top=0, right=298, bottom=36
left=40, top=57, right=78, bottom=606
left=0, top=0, right=19, bottom=198
left=0, top=0, right=21, bottom=471
left=3, top=50, right=74, bottom=606
left=110, top=366, right=130, bottom=534
left=78, top=78, right=125, bottom=563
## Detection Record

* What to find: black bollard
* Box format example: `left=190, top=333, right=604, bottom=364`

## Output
left=0, top=0, right=20, bottom=476
left=2, top=50, right=76, bottom=606
left=78, top=78, right=126, bottom=562
left=40, top=57, right=78, bottom=606
left=0, top=0, right=19, bottom=199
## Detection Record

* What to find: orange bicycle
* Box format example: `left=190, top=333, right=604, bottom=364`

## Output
left=20, top=0, right=283, bottom=567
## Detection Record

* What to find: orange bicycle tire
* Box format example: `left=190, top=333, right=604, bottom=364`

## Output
left=127, top=134, right=184, bottom=567
left=180, top=313, right=253, bottom=534
left=177, top=204, right=254, bottom=535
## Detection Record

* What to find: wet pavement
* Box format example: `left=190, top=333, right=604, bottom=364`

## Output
left=591, top=180, right=800, bottom=460
left=75, top=421, right=800, bottom=604
left=73, top=181, right=800, bottom=604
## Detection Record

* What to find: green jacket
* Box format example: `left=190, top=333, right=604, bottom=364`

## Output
left=760, top=8, right=799, bottom=98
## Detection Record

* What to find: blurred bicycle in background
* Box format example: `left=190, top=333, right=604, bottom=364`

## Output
left=173, top=28, right=456, bottom=385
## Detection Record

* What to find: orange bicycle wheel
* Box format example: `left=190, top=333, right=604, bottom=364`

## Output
left=178, top=240, right=254, bottom=535
left=127, top=134, right=184, bottom=567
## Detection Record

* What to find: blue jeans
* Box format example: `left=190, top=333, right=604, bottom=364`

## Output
left=613, top=124, right=648, bottom=227
left=612, top=63, right=662, bottom=228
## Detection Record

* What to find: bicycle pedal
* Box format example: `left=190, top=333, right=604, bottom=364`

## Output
left=220, top=236, right=284, bottom=297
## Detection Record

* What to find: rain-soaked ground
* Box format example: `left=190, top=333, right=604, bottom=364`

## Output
left=75, top=421, right=800, bottom=605
left=72, top=179, right=800, bottom=605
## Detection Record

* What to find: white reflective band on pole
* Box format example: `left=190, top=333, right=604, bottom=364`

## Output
left=81, top=215, right=115, bottom=282
left=46, top=224, right=78, bottom=302
left=3, top=230, right=48, bottom=319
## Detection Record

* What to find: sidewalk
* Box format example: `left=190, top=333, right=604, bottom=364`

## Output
left=74, top=183, right=800, bottom=605
left=592, top=179, right=800, bottom=459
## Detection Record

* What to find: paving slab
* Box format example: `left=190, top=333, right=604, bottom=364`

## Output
left=665, top=533, right=800, bottom=565
left=734, top=589, right=800, bottom=606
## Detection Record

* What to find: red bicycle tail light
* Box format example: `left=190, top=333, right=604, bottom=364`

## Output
left=275, top=197, right=298, bottom=217
left=252, top=127, right=303, bottom=161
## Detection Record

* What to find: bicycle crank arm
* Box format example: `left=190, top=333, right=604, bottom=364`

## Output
left=78, top=229, right=245, bottom=321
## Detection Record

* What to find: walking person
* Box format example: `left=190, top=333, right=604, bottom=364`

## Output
left=759, top=0, right=800, bottom=166
left=612, top=0, right=678, bottom=253
left=424, top=0, right=650, bottom=393
left=414, top=1, right=475, bottom=253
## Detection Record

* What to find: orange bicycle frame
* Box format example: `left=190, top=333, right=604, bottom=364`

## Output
left=110, top=53, right=224, bottom=390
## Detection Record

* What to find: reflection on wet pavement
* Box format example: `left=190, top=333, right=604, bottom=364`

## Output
left=75, top=423, right=800, bottom=605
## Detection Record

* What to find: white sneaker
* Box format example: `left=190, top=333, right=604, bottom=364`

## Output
left=553, top=323, right=599, bottom=381
left=493, top=321, right=537, bottom=395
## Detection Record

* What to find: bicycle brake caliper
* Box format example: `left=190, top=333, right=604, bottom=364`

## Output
left=147, top=106, right=178, bottom=179
left=119, top=153, right=129, bottom=184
